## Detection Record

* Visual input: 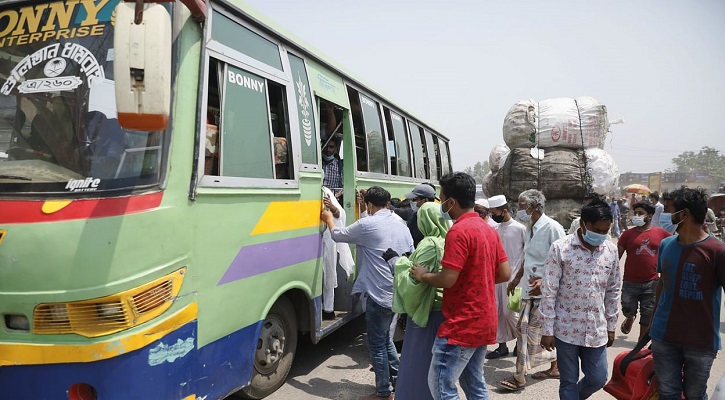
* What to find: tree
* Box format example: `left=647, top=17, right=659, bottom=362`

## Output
left=465, top=161, right=489, bottom=184
left=671, top=146, right=725, bottom=188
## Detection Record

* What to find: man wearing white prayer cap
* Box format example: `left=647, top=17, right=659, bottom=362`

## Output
left=474, top=198, right=498, bottom=228
left=486, top=194, right=527, bottom=360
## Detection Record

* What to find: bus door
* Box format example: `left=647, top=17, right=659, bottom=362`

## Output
left=317, top=97, right=358, bottom=333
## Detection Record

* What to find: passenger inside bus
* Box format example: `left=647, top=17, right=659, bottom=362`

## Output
left=321, top=101, right=344, bottom=198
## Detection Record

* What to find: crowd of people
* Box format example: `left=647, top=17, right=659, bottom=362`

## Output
left=319, top=172, right=725, bottom=400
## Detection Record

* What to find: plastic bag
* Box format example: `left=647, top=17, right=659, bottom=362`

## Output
left=507, top=287, right=522, bottom=312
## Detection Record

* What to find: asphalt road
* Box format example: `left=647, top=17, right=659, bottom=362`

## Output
left=261, top=311, right=724, bottom=400
left=259, top=236, right=725, bottom=400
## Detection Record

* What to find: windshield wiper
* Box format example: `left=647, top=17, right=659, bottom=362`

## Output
left=0, top=175, right=32, bottom=181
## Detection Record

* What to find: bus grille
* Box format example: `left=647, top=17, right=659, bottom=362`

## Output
left=33, top=268, right=185, bottom=337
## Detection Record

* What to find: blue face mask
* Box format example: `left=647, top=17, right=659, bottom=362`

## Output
left=516, top=208, right=531, bottom=222
left=410, top=202, right=419, bottom=212
left=659, top=210, right=682, bottom=234
left=440, top=199, right=452, bottom=221
left=583, top=228, right=608, bottom=247
left=322, top=153, right=334, bottom=162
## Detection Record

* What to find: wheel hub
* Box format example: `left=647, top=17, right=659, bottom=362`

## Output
left=254, top=316, right=286, bottom=374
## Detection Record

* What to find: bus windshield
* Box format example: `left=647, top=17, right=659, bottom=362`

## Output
left=0, top=0, right=165, bottom=195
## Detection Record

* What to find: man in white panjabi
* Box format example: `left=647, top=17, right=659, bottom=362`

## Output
left=485, top=195, right=527, bottom=359
left=321, top=186, right=354, bottom=320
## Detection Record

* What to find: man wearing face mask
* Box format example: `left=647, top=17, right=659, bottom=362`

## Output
left=616, top=201, right=670, bottom=340
left=486, top=195, right=527, bottom=360
left=499, top=189, right=564, bottom=391
left=658, top=191, right=680, bottom=234
left=411, top=172, right=510, bottom=400
left=474, top=198, right=499, bottom=229
left=649, top=192, right=665, bottom=227
left=403, top=183, right=437, bottom=247
left=321, top=135, right=343, bottom=199
left=646, top=187, right=725, bottom=400
left=322, top=186, right=414, bottom=400
left=540, top=199, right=622, bottom=400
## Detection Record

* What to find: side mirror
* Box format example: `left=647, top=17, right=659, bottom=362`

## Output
left=114, top=2, right=171, bottom=131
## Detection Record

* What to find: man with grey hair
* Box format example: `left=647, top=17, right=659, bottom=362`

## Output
left=499, top=189, right=566, bottom=391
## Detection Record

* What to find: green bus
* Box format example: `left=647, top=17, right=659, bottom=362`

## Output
left=0, top=1, right=452, bottom=399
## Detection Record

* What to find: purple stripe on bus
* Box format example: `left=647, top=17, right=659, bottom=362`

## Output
left=217, top=233, right=322, bottom=285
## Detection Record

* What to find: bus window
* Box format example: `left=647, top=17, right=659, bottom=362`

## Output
left=407, top=120, right=426, bottom=179
left=347, top=89, right=367, bottom=171
left=424, top=130, right=438, bottom=181
left=212, top=61, right=292, bottom=180
left=269, top=83, right=292, bottom=179
left=205, top=60, right=222, bottom=175
left=384, top=109, right=411, bottom=177
left=439, top=138, right=451, bottom=175
left=211, top=10, right=283, bottom=71
left=358, top=94, right=386, bottom=174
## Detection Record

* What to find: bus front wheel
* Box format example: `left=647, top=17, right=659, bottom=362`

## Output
left=238, top=296, right=298, bottom=399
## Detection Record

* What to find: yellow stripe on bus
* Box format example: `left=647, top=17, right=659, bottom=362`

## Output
left=182, top=396, right=196, bottom=400
left=0, top=303, right=198, bottom=366
left=251, top=200, right=322, bottom=235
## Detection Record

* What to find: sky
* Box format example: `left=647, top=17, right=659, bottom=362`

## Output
left=243, top=0, right=725, bottom=174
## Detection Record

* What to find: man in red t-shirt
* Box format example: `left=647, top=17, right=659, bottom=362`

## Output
left=412, top=172, right=510, bottom=400
left=617, top=201, right=671, bottom=340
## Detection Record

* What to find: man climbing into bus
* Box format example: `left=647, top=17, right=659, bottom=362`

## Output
left=321, top=186, right=414, bottom=400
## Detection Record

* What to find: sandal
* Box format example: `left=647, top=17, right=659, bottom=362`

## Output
left=621, top=316, right=635, bottom=335
left=498, top=376, right=525, bottom=391
left=532, top=370, right=560, bottom=380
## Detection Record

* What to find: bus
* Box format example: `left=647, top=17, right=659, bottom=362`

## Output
left=0, top=1, right=452, bottom=399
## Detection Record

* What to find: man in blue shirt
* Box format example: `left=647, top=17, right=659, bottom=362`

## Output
left=322, top=186, right=414, bottom=400
left=646, top=187, right=725, bottom=400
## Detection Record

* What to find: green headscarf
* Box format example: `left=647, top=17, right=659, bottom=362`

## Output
left=392, top=202, right=449, bottom=327
left=417, top=202, right=449, bottom=239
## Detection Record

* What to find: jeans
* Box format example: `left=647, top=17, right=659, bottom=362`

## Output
left=651, top=339, right=717, bottom=400
left=621, top=279, right=657, bottom=324
left=555, top=338, right=608, bottom=400
left=428, top=336, right=488, bottom=400
left=365, top=297, right=399, bottom=396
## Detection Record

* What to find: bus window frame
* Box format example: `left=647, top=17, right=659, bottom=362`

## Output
left=423, top=129, right=439, bottom=181
left=195, top=7, right=301, bottom=189
left=344, top=83, right=393, bottom=181
left=382, top=107, right=413, bottom=178
left=439, top=138, right=452, bottom=175
left=358, top=93, right=388, bottom=175
left=406, top=119, right=427, bottom=180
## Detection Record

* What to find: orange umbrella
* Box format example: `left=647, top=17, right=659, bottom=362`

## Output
left=624, top=184, right=651, bottom=194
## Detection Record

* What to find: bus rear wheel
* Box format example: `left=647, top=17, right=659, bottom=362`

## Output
left=237, top=296, right=297, bottom=399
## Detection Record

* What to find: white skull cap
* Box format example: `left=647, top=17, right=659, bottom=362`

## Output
left=488, top=195, right=507, bottom=208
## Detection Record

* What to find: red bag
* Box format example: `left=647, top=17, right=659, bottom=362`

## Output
left=604, top=336, right=659, bottom=400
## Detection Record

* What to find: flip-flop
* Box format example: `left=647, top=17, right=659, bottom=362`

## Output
left=498, top=376, right=525, bottom=391
left=532, top=370, right=560, bottom=380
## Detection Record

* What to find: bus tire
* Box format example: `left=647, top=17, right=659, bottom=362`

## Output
left=237, top=296, right=298, bottom=399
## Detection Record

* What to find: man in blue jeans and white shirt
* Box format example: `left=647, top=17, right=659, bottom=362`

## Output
left=540, top=199, right=622, bottom=400
left=322, top=186, right=413, bottom=400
